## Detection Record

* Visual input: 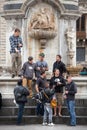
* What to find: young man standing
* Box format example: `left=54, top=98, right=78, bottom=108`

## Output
left=53, top=54, right=66, bottom=76
left=50, top=69, right=66, bottom=117
left=21, top=56, right=35, bottom=97
left=35, top=53, right=48, bottom=78
left=35, top=71, right=47, bottom=116
left=14, top=79, right=29, bottom=125
left=65, top=75, right=77, bottom=126
left=9, top=28, right=23, bottom=78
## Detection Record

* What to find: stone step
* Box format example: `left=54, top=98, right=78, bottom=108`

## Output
left=0, top=115, right=87, bottom=125
left=2, top=98, right=87, bottom=107
left=0, top=106, right=87, bottom=116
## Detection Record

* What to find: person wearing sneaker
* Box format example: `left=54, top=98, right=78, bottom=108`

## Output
left=42, top=82, right=55, bottom=126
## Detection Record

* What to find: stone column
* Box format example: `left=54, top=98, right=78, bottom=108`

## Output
left=65, top=20, right=77, bottom=67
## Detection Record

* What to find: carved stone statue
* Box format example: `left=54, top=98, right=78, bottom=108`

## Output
left=29, top=7, right=55, bottom=30
left=65, top=27, right=76, bottom=51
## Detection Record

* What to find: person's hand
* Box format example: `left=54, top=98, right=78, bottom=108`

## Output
left=15, top=48, right=19, bottom=53
left=42, top=67, right=45, bottom=71
left=37, top=67, right=40, bottom=70
left=65, top=91, right=68, bottom=94
left=57, top=82, right=62, bottom=85
left=18, top=43, right=22, bottom=47
left=21, top=76, right=24, bottom=79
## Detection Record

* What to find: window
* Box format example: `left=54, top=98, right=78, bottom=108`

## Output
left=76, top=47, right=85, bottom=61
left=76, top=15, right=85, bottom=31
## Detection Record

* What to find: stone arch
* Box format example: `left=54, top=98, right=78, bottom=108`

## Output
left=21, top=0, right=65, bottom=16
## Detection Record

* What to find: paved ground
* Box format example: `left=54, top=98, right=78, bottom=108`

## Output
left=0, top=125, right=87, bottom=130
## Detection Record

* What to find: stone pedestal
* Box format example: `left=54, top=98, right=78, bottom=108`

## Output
left=67, top=51, right=75, bottom=66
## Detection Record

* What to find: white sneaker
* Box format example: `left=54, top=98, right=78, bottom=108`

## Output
left=48, top=122, right=54, bottom=126
left=42, top=122, right=48, bottom=126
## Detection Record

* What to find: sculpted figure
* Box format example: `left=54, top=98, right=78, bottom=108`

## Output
left=29, top=8, right=55, bottom=30
left=65, top=27, right=75, bottom=51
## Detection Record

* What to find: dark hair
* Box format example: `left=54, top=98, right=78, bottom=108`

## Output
left=15, top=28, right=20, bottom=32
left=54, top=68, right=60, bottom=72
left=28, top=56, right=33, bottom=61
left=66, top=75, right=71, bottom=79
left=56, top=54, right=62, bottom=59
left=40, top=70, right=45, bottom=75
left=17, top=79, right=22, bottom=86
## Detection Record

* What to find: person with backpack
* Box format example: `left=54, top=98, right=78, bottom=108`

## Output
left=42, top=82, right=55, bottom=126
left=14, top=79, right=29, bottom=125
left=35, top=71, right=47, bottom=116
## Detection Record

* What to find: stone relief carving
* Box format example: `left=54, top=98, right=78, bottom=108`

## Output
left=29, top=8, right=55, bottom=31
left=65, top=27, right=76, bottom=51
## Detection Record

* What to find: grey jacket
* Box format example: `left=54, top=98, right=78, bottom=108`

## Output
left=14, top=85, right=29, bottom=103
left=21, top=61, right=35, bottom=79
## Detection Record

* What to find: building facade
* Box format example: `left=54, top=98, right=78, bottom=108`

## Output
left=0, top=0, right=86, bottom=73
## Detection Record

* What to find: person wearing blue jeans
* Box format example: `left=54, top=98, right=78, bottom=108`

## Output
left=66, top=100, right=76, bottom=126
left=64, top=75, right=77, bottom=126
left=17, top=103, right=25, bottom=124
left=14, top=79, right=29, bottom=125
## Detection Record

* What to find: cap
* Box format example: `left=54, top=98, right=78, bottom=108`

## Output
left=39, top=53, right=45, bottom=57
left=28, top=56, right=33, bottom=61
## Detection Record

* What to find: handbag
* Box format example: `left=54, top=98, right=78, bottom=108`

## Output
left=43, top=91, right=57, bottom=108
left=50, top=99, right=57, bottom=108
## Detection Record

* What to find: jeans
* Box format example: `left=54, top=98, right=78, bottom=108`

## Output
left=66, top=100, right=76, bottom=125
left=17, top=102, right=25, bottom=124
left=43, top=103, right=53, bottom=123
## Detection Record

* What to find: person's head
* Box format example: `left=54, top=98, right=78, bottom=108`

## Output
left=17, top=79, right=22, bottom=86
left=40, top=70, right=46, bottom=78
left=54, top=69, right=60, bottom=76
left=14, top=28, right=20, bottom=37
left=28, top=56, right=33, bottom=64
left=39, top=53, right=45, bottom=61
left=56, top=54, right=61, bottom=62
left=66, top=75, right=72, bottom=83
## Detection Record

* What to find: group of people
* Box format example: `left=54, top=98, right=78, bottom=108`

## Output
left=10, top=28, right=77, bottom=126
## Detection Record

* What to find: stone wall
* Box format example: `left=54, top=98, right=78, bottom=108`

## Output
left=0, top=0, right=6, bottom=67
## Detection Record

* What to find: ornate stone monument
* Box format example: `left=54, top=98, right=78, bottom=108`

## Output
left=2, top=0, right=80, bottom=73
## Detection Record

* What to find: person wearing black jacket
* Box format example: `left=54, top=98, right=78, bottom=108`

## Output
left=64, top=75, right=77, bottom=126
left=53, top=54, right=67, bottom=76
left=14, top=79, right=29, bottom=125
left=35, top=71, right=47, bottom=116
left=50, top=69, right=66, bottom=117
